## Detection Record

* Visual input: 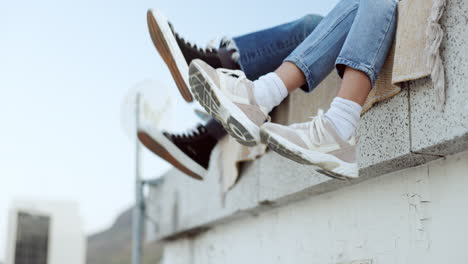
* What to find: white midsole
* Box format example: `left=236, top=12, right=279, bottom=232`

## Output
left=141, top=125, right=208, bottom=178
left=193, top=62, right=261, bottom=142
left=264, top=128, right=358, bottom=178
left=149, top=9, right=190, bottom=88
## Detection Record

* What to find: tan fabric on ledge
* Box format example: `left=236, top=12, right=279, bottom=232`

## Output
left=209, top=136, right=266, bottom=192
left=362, top=0, right=432, bottom=113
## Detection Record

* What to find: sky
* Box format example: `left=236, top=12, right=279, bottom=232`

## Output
left=0, top=0, right=338, bottom=260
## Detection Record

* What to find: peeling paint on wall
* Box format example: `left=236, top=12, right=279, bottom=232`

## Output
left=406, top=166, right=432, bottom=250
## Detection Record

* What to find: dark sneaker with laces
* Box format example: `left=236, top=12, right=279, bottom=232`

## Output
left=147, top=8, right=239, bottom=102
left=138, top=124, right=217, bottom=180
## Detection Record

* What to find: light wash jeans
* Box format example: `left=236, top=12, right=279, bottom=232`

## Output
left=207, top=0, right=398, bottom=139
left=285, top=0, right=398, bottom=90
left=207, top=14, right=323, bottom=139
left=233, top=14, right=323, bottom=81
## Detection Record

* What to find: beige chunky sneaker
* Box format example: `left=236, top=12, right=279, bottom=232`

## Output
left=260, top=110, right=358, bottom=179
left=189, top=59, right=269, bottom=146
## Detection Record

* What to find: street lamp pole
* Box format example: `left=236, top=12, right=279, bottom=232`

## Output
left=132, top=93, right=144, bottom=264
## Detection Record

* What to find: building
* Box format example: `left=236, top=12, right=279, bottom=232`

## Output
left=4, top=200, right=86, bottom=264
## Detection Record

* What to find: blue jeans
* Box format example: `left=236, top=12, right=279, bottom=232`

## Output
left=285, top=0, right=398, bottom=90
left=234, top=14, right=323, bottom=81
left=207, top=14, right=323, bottom=140
left=207, top=0, right=398, bottom=139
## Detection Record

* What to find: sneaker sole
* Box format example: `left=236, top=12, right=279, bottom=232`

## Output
left=260, top=129, right=358, bottom=180
left=147, top=9, right=192, bottom=102
left=189, top=62, right=260, bottom=147
left=138, top=130, right=205, bottom=180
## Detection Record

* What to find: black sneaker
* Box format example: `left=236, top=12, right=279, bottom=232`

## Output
left=138, top=124, right=218, bottom=180
left=171, top=25, right=223, bottom=70
left=147, top=9, right=239, bottom=102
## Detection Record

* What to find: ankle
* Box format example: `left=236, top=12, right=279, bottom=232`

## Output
left=253, top=73, right=288, bottom=112
left=274, top=62, right=306, bottom=92
left=324, top=97, right=362, bottom=140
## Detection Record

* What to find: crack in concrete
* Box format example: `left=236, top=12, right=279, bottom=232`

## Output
left=407, top=81, right=446, bottom=159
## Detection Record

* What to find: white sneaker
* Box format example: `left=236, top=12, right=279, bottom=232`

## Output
left=260, top=110, right=358, bottom=179
left=189, top=59, right=269, bottom=146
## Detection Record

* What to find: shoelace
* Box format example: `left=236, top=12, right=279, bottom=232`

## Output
left=216, top=68, right=248, bottom=88
left=169, top=23, right=217, bottom=54
left=206, top=38, right=218, bottom=51
left=170, top=125, right=207, bottom=141
left=207, top=36, right=238, bottom=51
left=291, top=109, right=329, bottom=145
left=184, top=39, right=217, bottom=54
left=214, top=68, right=270, bottom=120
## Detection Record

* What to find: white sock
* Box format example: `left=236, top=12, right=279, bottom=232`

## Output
left=253, top=72, right=288, bottom=112
left=324, top=97, right=362, bottom=140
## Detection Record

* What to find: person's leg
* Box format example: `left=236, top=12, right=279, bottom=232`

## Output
left=336, top=68, right=371, bottom=105
left=276, top=63, right=371, bottom=102
left=252, top=0, right=364, bottom=113
left=267, top=0, right=396, bottom=142
left=252, top=0, right=397, bottom=137
left=189, top=0, right=360, bottom=144
left=204, top=14, right=323, bottom=141
left=189, top=0, right=398, bottom=178
left=142, top=11, right=322, bottom=179
left=261, top=0, right=398, bottom=178
left=274, top=62, right=306, bottom=93
left=148, top=8, right=322, bottom=102
left=232, top=14, right=323, bottom=81
left=279, top=0, right=397, bottom=99
left=273, top=64, right=369, bottom=141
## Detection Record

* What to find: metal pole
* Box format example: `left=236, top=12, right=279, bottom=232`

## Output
left=132, top=93, right=144, bottom=264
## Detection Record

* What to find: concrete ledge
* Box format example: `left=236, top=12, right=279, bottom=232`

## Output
left=145, top=2, right=468, bottom=241
left=408, top=0, right=468, bottom=157
left=161, top=151, right=468, bottom=264
left=146, top=149, right=438, bottom=241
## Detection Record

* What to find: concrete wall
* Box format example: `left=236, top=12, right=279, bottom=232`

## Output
left=144, top=0, right=468, bottom=242
left=145, top=1, right=468, bottom=262
left=161, top=150, right=468, bottom=264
